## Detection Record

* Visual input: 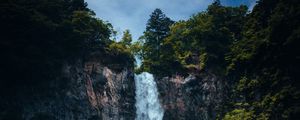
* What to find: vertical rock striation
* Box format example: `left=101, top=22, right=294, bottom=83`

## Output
left=0, top=55, right=136, bottom=120
left=156, top=73, right=225, bottom=120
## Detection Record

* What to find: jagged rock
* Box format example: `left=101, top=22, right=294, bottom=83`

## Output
left=156, top=73, right=225, bottom=120
left=1, top=56, right=136, bottom=120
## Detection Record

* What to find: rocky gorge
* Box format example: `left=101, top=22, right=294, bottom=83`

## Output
left=0, top=53, right=226, bottom=120
left=1, top=0, right=299, bottom=119
left=0, top=55, right=296, bottom=120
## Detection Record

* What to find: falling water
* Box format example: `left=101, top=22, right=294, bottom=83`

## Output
left=135, top=72, right=164, bottom=120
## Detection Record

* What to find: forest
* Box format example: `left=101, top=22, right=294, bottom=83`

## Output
left=0, top=0, right=299, bottom=119
left=135, top=0, right=300, bottom=119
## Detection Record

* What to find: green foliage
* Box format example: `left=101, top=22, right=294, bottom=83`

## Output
left=1, top=0, right=299, bottom=119
left=104, top=29, right=136, bottom=71
left=138, top=3, right=247, bottom=77
left=1, top=0, right=97, bottom=88
left=130, top=41, right=143, bottom=57
left=120, top=29, right=133, bottom=47
left=109, top=42, right=131, bottom=56
left=236, top=76, right=259, bottom=93
left=139, top=8, right=175, bottom=76
left=107, top=41, right=134, bottom=70
left=136, top=0, right=300, bottom=119
left=224, top=0, right=300, bottom=119
left=223, top=109, right=255, bottom=120
left=0, top=0, right=134, bottom=94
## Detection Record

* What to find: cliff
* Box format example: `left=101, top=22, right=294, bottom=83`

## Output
left=0, top=54, right=136, bottom=120
left=156, top=72, right=226, bottom=120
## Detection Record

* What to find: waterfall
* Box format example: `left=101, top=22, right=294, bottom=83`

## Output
left=135, top=72, right=164, bottom=120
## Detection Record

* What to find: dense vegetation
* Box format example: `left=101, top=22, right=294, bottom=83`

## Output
left=0, top=0, right=134, bottom=94
left=137, top=1, right=248, bottom=77
left=224, top=0, right=300, bottom=119
left=1, top=0, right=299, bottom=119
left=136, top=0, right=300, bottom=119
left=135, top=8, right=175, bottom=75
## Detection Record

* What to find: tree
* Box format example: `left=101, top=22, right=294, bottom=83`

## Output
left=0, top=0, right=127, bottom=94
left=224, top=0, right=300, bottom=119
left=141, top=8, right=174, bottom=73
left=120, top=29, right=132, bottom=47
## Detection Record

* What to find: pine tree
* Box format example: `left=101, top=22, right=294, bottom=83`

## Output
left=120, top=29, right=132, bottom=47
left=141, top=8, right=174, bottom=72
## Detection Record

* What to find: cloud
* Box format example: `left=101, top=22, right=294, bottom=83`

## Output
left=85, top=0, right=256, bottom=41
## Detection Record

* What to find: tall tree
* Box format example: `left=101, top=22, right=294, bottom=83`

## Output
left=141, top=8, right=174, bottom=73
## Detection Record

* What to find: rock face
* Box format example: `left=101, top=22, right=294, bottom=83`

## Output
left=156, top=73, right=225, bottom=120
left=1, top=57, right=136, bottom=120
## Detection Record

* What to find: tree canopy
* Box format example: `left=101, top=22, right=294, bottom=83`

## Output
left=136, top=0, right=300, bottom=119
left=0, top=0, right=134, bottom=94
left=1, top=0, right=299, bottom=119
left=138, top=8, right=175, bottom=75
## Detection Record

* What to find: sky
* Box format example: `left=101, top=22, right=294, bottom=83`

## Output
left=85, top=0, right=257, bottom=41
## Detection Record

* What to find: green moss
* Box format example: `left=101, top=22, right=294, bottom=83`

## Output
left=223, top=109, right=255, bottom=120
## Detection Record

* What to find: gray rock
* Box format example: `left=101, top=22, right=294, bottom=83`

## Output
left=156, top=73, right=225, bottom=120
left=3, top=57, right=136, bottom=120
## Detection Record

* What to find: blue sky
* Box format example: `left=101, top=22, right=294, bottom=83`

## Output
left=85, top=0, right=257, bottom=41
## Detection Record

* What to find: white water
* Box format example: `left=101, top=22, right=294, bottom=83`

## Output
left=135, top=72, right=164, bottom=120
